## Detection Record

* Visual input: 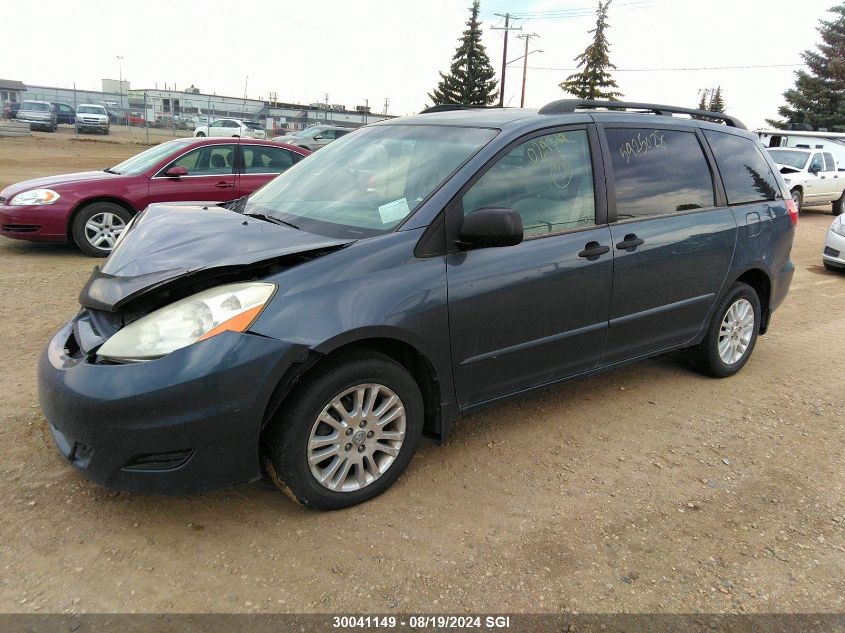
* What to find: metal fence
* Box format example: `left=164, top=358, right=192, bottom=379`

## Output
left=3, top=83, right=389, bottom=142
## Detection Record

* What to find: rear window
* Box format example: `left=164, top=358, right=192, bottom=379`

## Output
left=605, top=128, right=715, bottom=219
left=21, top=102, right=50, bottom=111
left=767, top=149, right=809, bottom=170
left=704, top=131, right=782, bottom=205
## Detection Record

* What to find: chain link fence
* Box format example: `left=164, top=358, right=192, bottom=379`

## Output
left=3, top=83, right=387, bottom=143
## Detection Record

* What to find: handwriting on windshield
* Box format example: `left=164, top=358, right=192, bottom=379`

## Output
left=619, top=130, right=666, bottom=164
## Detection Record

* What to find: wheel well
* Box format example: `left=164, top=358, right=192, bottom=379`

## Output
left=262, top=338, right=443, bottom=441
left=67, top=197, right=137, bottom=241
left=736, top=269, right=772, bottom=333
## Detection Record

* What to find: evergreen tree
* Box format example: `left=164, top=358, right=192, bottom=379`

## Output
left=428, top=1, right=499, bottom=106
left=559, top=0, right=623, bottom=100
left=767, top=3, right=845, bottom=130
left=696, top=91, right=709, bottom=111
left=709, top=86, right=725, bottom=113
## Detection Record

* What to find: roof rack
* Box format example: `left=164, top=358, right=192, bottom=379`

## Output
left=419, top=104, right=501, bottom=114
left=537, top=99, right=747, bottom=130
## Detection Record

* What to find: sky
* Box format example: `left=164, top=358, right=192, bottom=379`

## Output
left=1, top=0, right=838, bottom=129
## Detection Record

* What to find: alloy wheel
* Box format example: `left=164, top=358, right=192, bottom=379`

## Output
left=84, top=212, right=126, bottom=252
left=307, top=383, right=406, bottom=493
left=718, top=298, right=754, bottom=365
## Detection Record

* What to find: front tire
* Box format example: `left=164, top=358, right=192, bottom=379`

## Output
left=688, top=282, right=761, bottom=378
left=195, top=131, right=206, bottom=137
left=71, top=202, right=132, bottom=257
left=264, top=351, right=424, bottom=510
left=832, top=191, right=844, bottom=215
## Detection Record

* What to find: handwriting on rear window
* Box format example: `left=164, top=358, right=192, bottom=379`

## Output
left=619, top=130, right=666, bottom=164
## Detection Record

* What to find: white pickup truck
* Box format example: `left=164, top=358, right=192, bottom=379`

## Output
left=767, top=147, right=845, bottom=215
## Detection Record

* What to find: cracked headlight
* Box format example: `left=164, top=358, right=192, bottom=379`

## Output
left=98, top=282, right=276, bottom=362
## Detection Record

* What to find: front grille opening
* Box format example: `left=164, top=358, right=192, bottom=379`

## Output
left=64, top=331, right=82, bottom=360
left=3, top=224, right=40, bottom=233
left=122, top=449, right=194, bottom=472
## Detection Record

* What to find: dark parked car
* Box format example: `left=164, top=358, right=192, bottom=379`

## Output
left=3, top=101, right=21, bottom=119
left=38, top=100, right=795, bottom=509
left=51, top=102, right=76, bottom=125
left=0, top=137, right=309, bottom=256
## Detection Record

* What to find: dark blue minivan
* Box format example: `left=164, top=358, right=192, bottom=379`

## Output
left=38, top=100, right=796, bottom=509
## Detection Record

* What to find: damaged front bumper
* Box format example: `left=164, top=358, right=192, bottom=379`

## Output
left=37, top=314, right=303, bottom=494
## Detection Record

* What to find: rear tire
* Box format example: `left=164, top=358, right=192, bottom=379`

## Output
left=688, top=282, right=761, bottom=378
left=791, top=189, right=803, bottom=214
left=264, top=351, right=424, bottom=510
left=71, top=202, right=132, bottom=257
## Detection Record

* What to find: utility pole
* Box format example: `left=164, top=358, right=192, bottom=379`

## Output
left=115, top=55, right=124, bottom=112
left=697, top=88, right=715, bottom=110
left=517, top=33, right=539, bottom=108
left=492, top=13, right=522, bottom=107
left=383, top=97, right=390, bottom=115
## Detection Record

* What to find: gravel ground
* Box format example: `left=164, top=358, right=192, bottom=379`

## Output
left=0, top=136, right=842, bottom=615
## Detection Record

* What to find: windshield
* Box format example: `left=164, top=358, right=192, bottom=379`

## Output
left=109, top=139, right=193, bottom=175
left=77, top=105, right=106, bottom=114
left=768, top=149, right=809, bottom=170
left=245, top=124, right=497, bottom=239
left=21, top=102, right=50, bottom=111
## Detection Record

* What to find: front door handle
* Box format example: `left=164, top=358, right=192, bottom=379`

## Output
left=214, top=181, right=235, bottom=188
left=578, top=241, right=610, bottom=259
left=616, top=234, right=645, bottom=251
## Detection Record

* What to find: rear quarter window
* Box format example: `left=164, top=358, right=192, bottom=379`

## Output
left=703, top=130, right=782, bottom=204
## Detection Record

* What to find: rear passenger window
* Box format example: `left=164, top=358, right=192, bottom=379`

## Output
left=824, top=153, right=836, bottom=172
left=605, top=128, right=715, bottom=219
left=242, top=146, right=294, bottom=173
left=703, top=130, right=782, bottom=205
left=462, top=130, right=595, bottom=237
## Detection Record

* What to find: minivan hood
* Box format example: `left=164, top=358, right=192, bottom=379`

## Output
left=79, top=203, right=351, bottom=311
left=1, top=171, right=120, bottom=199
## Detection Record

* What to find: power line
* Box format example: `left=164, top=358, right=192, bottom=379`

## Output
left=526, top=62, right=807, bottom=72
left=511, top=1, right=657, bottom=19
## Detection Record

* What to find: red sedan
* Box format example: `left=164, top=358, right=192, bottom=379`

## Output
left=0, top=137, right=309, bottom=256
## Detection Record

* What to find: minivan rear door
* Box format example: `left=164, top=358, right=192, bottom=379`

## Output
left=446, top=125, right=613, bottom=407
left=600, top=125, right=737, bottom=364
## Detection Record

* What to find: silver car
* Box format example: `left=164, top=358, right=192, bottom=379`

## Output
left=16, top=100, right=57, bottom=132
left=823, top=213, right=845, bottom=272
left=273, top=125, right=353, bottom=151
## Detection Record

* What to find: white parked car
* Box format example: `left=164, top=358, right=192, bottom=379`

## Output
left=823, top=213, right=845, bottom=272
left=767, top=148, right=845, bottom=214
left=76, top=104, right=110, bottom=135
left=193, top=118, right=265, bottom=139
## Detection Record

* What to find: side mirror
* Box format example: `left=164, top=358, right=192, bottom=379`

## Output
left=809, top=167, right=820, bottom=175
left=314, top=135, right=324, bottom=140
left=458, top=207, right=523, bottom=249
left=163, top=166, right=188, bottom=178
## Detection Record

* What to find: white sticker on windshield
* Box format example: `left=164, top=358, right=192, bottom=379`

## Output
left=378, top=198, right=411, bottom=224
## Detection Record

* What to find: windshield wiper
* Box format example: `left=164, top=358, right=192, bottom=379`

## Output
left=244, top=212, right=300, bottom=230
left=103, top=168, right=120, bottom=174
